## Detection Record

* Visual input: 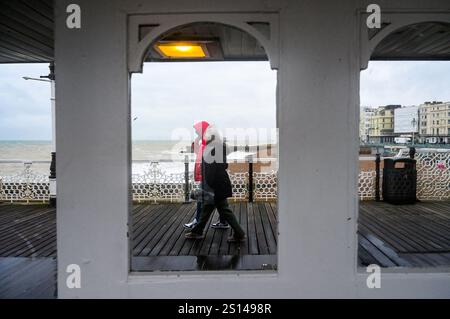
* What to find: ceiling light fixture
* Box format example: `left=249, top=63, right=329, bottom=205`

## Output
left=155, top=42, right=209, bottom=59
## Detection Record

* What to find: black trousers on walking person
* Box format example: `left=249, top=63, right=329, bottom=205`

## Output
left=191, top=198, right=245, bottom=238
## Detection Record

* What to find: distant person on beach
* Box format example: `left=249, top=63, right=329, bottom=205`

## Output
left=184, top=121, right=229, bottom=229
left=185, top=125, right=246, bottom=242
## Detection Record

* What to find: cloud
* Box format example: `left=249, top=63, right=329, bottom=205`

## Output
left=131, top=61, right=277, bottom=140
left=360, top=61, right=450, bottom=107
left=2, top=60, right=448, bottom=140
left=0, top=63, right=51, bottom=140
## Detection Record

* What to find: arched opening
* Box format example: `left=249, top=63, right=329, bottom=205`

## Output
left=129, top=22, right=278, bottom=272
left=358, top=21, right=450, bottom=269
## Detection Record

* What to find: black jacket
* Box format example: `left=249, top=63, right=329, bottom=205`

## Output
left=201, top=140, right=232, bottom=202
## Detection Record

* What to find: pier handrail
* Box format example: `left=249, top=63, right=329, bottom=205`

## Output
left=0, top=157, right=278, bottom=203
left=0, top=157, right=277, bottom=164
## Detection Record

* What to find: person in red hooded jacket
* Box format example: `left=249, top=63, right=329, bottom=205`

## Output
left=185, top=124, right=245, bottom=242
left=184, top=121, right=229, bottom=229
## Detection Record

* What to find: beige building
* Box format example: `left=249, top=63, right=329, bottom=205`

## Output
left=368, top=105, right=401, bottom=143
left=419, top=101, right=450, bottom=144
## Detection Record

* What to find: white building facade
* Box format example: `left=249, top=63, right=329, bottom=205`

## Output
left=360, top=107, right=375, bottom=143
left=419, top=101, right=450, bottom=144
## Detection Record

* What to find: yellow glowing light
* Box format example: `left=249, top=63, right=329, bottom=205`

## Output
left=155, top=42, right=208, bottom=58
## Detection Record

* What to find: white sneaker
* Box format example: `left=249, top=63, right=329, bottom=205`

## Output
left=184, top=219, right=198, bottom=229
left=211, top=222, right=230, bottom=229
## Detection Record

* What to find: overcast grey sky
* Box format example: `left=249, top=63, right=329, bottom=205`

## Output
left=132, top=61, right=276, bottom=140
left=0, top=61, right=449, bottom=140
left=360, top=61, right=450, bottom=106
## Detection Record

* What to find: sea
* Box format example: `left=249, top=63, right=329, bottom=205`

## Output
left=0, top=140, right=194, bottom=177
left=0, top=140, right=266, bottom=177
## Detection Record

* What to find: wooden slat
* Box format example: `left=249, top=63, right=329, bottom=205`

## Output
left=139, top=204, right=187, bottom=256
left=0, top=257, right=56, bottom=299
left=238, top=202, right=250, bottom=255
left=360, top=209, right=418, bottom=252
left=133, top=204, right=179, bottom=256
left=247, top=203, right=259, bottom=255
left=147, top=204, right=192, bottom=256
left=197, top=209, right=220, bottom=256
left=358, top=228, right=411, bottom=267
left=358, top=234, right=397, bottom=267
left=264, top=202, right=278, bottom=244
left=259, top=203, right=277, bottom=254
left=361, top=203, right=450, bottom=252
left=360, top=205, right=432, bottom=252
left=160, top=203, right=196, bottom=256
left=132, top=204, right=171, bottom=244
left=253, top=202, right=269, bottom=255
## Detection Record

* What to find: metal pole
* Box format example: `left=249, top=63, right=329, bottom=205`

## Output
left=47, top=63, right=56, bottom=207
left=409, top=147, right=416, bottom=159
left=22, top=65, right=56, bottom=207
left=248, top=158, right=253, bottom=203
left=375, top=153, right=380, bottom=202
left=184, top=155, right=190, bottom=203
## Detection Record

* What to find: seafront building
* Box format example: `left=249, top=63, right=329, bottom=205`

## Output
left=359, top=107, right=375, bottom=143
left=361, top=103, right=450, bottom=144
left=367, top=105, right=400, bottom=143
left=418, top=101, right=450, bottom=144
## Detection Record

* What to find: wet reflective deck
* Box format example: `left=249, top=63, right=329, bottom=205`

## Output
left=358, top=201, right=450, bottom=268
left=2, top=201, right=450, bottom=297
left=131, top=202, right=278, bottom=271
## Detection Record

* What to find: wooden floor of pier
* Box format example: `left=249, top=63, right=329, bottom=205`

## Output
left=358, top=201, right=450, bottom=268
left=1, top=200, right=450, bottom=297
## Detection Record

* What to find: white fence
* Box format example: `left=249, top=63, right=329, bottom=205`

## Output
left=358, top=149, right=450, bottom=201
left=2, top=150, right=448, bottom=203
left=0, top=159, right=277, bottom=203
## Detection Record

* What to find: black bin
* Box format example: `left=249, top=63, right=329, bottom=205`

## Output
left=382, top=158, right=417, bottom=204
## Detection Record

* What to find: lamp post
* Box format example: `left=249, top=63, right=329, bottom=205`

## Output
left=23, top=63, right=56, bottom=207
left=411, top=117, right=417, bottom=146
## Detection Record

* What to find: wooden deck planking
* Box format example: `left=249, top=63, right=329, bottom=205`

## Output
left=360, top=202, right=450, bottom=253
left=134, top=204, right=180, bottom=256
left=2, top=201, right=450, bottom=269
left=132, top=204, right=174, bottom=255
left=158, top=203, right=196, bottom=256
left=359, top=201, right=450, bottom=267
left=0, top=257, right=56, bottom=299
left=0, top=207, right=56, bottom=257
left=377, top=204, right=450, bottom=248
left=246, top=203, right=259, bottom=255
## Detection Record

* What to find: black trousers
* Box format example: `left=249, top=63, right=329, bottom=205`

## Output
left=194, top=201, right=226, bottom=224
left=191, top=198, right=245, bottom=238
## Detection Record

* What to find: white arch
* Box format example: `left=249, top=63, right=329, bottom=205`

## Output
left=360, top=12, right=450, bottom=70
left=128, top=13, right=279, bottom=73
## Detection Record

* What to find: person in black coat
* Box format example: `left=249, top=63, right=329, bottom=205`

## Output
left=185, top=126, right=246, bottom=242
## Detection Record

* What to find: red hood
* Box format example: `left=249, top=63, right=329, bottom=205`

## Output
left=193, top=121, right=210, bottom=141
